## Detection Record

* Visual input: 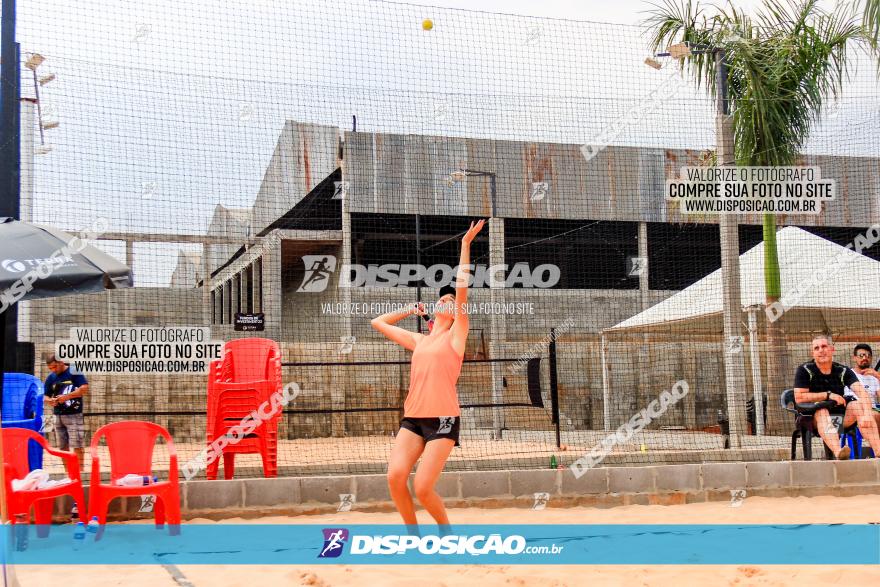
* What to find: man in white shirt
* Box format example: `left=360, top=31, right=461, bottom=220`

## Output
left=845, top=345, right=880, bottom=451
left=845, top=344, right=880, bottom=404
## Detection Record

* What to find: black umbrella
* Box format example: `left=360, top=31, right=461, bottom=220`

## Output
left=0, top=217, right=131, bottom=299
left=0, top=216, right=133, bottom=397
left=0, top=217, right=130, bottom=580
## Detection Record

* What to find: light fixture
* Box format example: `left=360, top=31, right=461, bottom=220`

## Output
left=25, top=53, right=45, bottom=70
left=38, top=73, right=56, bottom=86
left=42, top=120, right=59, bottom=130
left=667, top=43, right=691, bottom=59
left=34, top=144, right=53, bottom=155
left=644, top=57, right=662, bottom=70
left=448, top=170, right=467, bottom=182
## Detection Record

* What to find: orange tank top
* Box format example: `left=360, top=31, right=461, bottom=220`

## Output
left=404, top=329, right=463, bottom=417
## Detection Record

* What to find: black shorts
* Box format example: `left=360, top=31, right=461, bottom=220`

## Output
left=399, top=416, right=461, bottom=447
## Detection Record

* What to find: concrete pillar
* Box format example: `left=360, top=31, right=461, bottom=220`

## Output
left=201, top=243, right=211, bottom=325
left=220, top=284, right=226, bottom=324
left=717, top=111, right=747, bottom=448
left=337, top=136, right=353, bottom=438
left=601, top=334, right=611, bottom=431
left=125, top=241, right=134, bottom=285
left=637, top=222, right=649, bottom=311
left=262, top=236, right=283, bottom=342
left=340, top=143, right=352, bottom=341
left=489, top=217, right=505, bottom=438
left=231, top=273, right=240, bottom=319
left=254, top=258, right=263, bottom=314
left=681, top=341, right=698, bottom=428
left=747, top=306, right=765, bottom=435
left=636, top=222, right=651, bottom=411
left=331, top=386, right=346, bottom=437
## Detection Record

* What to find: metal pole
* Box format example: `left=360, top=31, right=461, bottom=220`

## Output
left=415, top=214, right=422, bottom=334
left=1, top=0, right=20, bottom=219
left=488, top=175, right=504, bottom=438
left=1, top=0, right=21, bottom=390
left=716, top=49, right=747, bottom=448
left=0, top=2, right=20, bottom=561
left=31, top=69, right=42, bottom=145
left=549, top=328, right=561, bottom=448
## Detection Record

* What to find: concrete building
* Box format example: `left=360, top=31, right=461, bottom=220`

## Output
left=170, top=251, right=202, bottom=288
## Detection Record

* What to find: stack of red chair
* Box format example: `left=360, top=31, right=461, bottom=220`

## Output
left=206, top=338, right=283, bottom=480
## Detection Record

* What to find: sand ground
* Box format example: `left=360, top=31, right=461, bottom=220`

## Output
left=13, top=493, right=880, bottom=587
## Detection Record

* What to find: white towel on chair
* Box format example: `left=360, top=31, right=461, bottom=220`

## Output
left=11, top=469, right=49, bottom=491
left=11, top=469, right=71, bottom=491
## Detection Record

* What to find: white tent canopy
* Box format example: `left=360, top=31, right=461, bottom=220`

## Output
left=598, top=226, right=880, bottom=434
left=604, top=226, right=880, bottom=337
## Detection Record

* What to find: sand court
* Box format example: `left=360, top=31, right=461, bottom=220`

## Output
left=14, top=493, right=880, bottom=586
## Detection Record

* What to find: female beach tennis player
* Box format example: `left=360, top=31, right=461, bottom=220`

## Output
left=371, top=219, right=485, bottom=530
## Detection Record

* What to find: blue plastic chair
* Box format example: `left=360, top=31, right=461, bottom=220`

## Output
left=1, top=373, right=45, bottom=470
left=840, top=427, right=862, bottom=459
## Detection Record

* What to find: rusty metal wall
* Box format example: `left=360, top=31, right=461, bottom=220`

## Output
left=341, top=130, right=879, bottom=226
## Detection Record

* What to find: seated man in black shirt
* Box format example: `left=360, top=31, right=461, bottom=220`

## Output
left=794, top=335, right=880, bottom=459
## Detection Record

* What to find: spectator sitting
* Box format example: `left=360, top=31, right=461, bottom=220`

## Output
left=845, top=343, right=880, bottom=432
left=793, top=335, right=880, bottom=459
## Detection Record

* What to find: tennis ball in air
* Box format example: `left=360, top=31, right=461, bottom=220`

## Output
left=423, top=19, right=433, bottom=30
left=640, top=444, right=647, bottom=452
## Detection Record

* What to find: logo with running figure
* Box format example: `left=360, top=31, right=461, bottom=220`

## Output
left=298, top=255, right=337, bottom=293
left=318, top=528, right=349, bottom=558
left=437, top=417, right=455, bottom=434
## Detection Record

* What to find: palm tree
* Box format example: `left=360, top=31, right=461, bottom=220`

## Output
left=866, top=0, right=880, bottom=45
left=645, top=0, right=872, bottom=433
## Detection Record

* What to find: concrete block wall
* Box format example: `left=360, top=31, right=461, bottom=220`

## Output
left=85, top=459, right=875, bottom=520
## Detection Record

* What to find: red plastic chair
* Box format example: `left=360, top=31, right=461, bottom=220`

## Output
left=206, top=338, right=282, bottom=480
left=217, top=338, right=282, bottom=385
left=87, top=421, right=180, bottom=536
left=2, top=427, right=85, bottom=537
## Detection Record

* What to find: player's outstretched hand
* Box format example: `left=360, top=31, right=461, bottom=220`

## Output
left=462, top=219, right=486, bottom=245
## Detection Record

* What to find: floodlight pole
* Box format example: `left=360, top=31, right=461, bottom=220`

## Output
left=715, top=49, right=748, bottom=448
left=1, top=0, right=20, bottom=378
left=1, top=0, right=19, bottom=221
left=653, top=45, right=748, bottom=446
left=1, top=0, right=21, bottom=382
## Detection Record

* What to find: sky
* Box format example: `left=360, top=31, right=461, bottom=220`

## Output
left=383, top=0, right=770, bottom=23
left=10, top=0, right=878, bottom=285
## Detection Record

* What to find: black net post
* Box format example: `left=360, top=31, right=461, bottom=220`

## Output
left=549, top=328, right=560, bottom=449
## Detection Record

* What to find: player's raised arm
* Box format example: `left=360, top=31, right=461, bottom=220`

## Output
left=371, top=304, right=426, bottom=352
left=450, top=220, right=485, bottom=355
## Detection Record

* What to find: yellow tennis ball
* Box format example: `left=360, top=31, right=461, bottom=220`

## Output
left=423, top=19, right=433, bottom=30
left=640, top=444, right=647, bottom=452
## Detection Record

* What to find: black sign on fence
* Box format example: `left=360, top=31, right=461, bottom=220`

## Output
left=234, top=313, right=265, bottom=331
